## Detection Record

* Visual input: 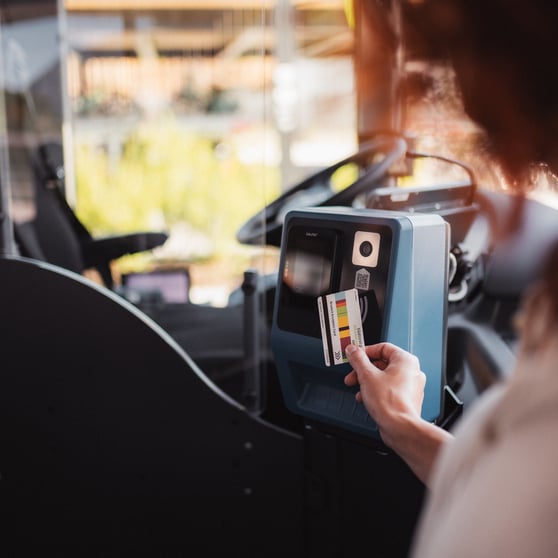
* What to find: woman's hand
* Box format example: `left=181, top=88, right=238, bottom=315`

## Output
left=344, top=343, right=453, bottom=485
left=344, top=343, right=426, bottom=444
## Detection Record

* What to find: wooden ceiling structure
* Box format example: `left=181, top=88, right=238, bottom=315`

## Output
left=64, top=0, right=351, bottom=57
left=65, top=0, right=345, bottom=11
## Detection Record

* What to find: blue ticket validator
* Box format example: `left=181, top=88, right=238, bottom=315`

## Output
left=271, top=207, right=449, bottom=438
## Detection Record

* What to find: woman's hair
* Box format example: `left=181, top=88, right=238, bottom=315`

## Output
left=416, top=0, right=558, bottom=181
left=415, top=0, right=558, bottom=322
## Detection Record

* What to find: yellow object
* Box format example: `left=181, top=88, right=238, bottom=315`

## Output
left=344, top=0, right=355, bottom=29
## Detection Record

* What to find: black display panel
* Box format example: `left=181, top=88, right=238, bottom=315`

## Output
left=278, top=225, right=339, bottom=338
left=277, top=219, right=392, bottom=344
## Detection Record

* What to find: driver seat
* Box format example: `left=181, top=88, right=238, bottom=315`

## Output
left=13, top=142, right=169, bottom=291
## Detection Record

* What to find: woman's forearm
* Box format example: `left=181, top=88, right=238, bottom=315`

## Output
left=382, top=416, right=454, bottom=486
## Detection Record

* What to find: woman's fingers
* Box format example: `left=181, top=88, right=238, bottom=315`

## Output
left=344, top=369, right=358, bottom=386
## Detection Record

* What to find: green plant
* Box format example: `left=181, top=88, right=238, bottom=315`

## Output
left=74, top=116, right=281, bottom=272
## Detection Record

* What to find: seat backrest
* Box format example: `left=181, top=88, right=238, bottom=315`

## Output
left=14, top=142, right=88, bottom=275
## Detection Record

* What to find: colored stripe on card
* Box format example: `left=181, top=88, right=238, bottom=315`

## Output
left=335, top=292, right=351, bottom=361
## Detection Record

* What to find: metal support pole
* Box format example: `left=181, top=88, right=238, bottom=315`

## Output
left=242, top=268, right=262, bottom=414
left=274, top=0, right=297, bottom=191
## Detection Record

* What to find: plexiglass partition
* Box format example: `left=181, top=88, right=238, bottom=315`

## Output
left=61, top=1, right=356, bottom=305
left=56, top=1, right=356, bottom=412
left=0, top=0, right=63, bottom=250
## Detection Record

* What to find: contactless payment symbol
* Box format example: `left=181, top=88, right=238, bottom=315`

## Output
left=317, top=288, right=365, bottom=366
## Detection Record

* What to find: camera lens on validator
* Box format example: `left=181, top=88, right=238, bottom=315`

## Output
left=359, top=240, right=373, bottom=257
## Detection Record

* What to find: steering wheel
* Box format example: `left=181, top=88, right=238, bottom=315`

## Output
left=236, top=135, right=408, bottom=247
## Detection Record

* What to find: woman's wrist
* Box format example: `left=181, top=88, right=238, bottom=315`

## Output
left=380, top=413, right=453, bottom=486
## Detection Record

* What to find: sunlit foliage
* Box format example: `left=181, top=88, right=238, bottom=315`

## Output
left=74, top=117, right=281, bottom=268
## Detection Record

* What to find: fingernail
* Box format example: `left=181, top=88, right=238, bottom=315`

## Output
left=345, top=344, right=357, bottom=356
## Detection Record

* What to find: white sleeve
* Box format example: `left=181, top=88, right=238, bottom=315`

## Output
left=411, top=382, right=558, bottom=558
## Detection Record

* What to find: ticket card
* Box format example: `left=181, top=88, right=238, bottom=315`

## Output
left=317, top=288, right=364, bottom=366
